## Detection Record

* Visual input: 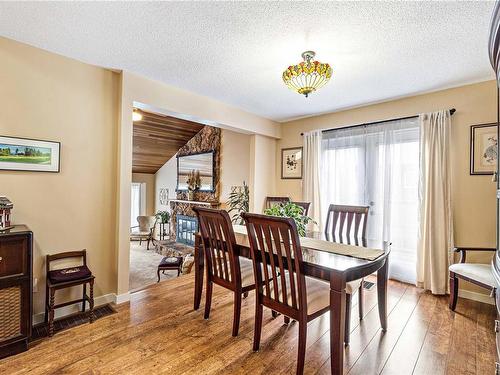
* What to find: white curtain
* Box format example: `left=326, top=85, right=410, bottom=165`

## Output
left=321, top=118, right=420, bottom=283
left=303, top=130, right=323, bottom=231
left=417, top=110, right=453, bottom=295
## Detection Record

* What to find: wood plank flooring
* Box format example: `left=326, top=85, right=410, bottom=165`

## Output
left=0, top=274, right=495, bottom=374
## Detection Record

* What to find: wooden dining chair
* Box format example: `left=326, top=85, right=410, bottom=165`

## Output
left=291, top=201, right=311, bottom=216
left=325, top=204, right=370, bottom=345
left=264, top=196, right=291, bottom=209
left=192, top=206, right=256, bottom=337
left=242, top=212, right=331, bottom=375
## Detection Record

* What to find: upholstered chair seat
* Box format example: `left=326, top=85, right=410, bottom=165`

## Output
left=48, top=265, right=92, bottom=284
left=449, top=263, right=495, bottom=288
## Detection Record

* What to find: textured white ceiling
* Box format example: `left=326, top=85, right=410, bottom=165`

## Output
left=0, top=2, right=495, bottom=122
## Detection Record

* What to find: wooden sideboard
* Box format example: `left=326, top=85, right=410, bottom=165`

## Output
left=0, top=225, right=32, bottom=359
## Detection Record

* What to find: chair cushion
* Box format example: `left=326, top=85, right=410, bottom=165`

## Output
left=159, top=256, right=183, bottom=268
left=49, top=265, right=92, bottom=284
left=449, top=263, right=495, bottom=287
left=213, top=257, right=266, bottom=288
left=262, top=273, right=363, bottom=316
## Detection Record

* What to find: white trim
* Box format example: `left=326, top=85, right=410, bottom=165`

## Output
left=115, top=291, right=131, bottom=304
left=458, top=289, right=494, bottom=305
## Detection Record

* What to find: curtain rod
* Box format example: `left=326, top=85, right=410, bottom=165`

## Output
left=300, top=108, right=456, bottom=136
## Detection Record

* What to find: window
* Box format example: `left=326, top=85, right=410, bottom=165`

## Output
left=131, top=182, right=146, bottom=226
left=321, top=118, right=420, bottom=283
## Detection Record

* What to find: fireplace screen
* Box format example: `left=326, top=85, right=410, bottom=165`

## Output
left=176, top=215, right=198, bottom=246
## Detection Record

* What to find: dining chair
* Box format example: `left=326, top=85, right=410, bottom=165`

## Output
left=264, top=196, right=291, bottom=209
left=291, top=201, right=311, bottom=216
left=192, top=206, right=256, bottom=337
left=449, top=246, right=496, bottom=310
left=242, top=212, right=331, bottom=375
left=324, top=204, right=370, bottom=345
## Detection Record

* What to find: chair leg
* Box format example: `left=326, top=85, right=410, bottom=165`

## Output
left=253, top=302, right=263, bottom=351
left=177, top=267, right=181, bottom=277
left=82, top=284, right=87, bottom=313
left=147, top=238, right=150, bottom=250
left=157, top=268, right=161, bottom=283
left=48, top=288, right=55, bottom=337
left=296, top=321, right=307, bottom=375
left=44, top=283, right=49, bottom=325
left=232, top=291, right=242, bottom=337
left=89, top=279, right=95, bottom=323
left=204, top=280, right=213, bottom=319
left=345, top=293, right=352, bottom=346
left=139, top=238, right=142, bottom=245
left=449, top=272, right=459, bottom=311
left=358, top=284, right=364, bottom=320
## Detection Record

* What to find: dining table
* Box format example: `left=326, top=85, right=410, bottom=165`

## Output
left=192, top=225, right=390, bottom=375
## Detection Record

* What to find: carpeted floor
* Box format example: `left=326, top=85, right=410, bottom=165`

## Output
left=129, top=242, right=176, bottom=291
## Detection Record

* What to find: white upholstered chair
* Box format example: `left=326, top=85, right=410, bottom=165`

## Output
left=449, top=246, right=496, bottom=310
left=130, top=215, right=157, bottom=250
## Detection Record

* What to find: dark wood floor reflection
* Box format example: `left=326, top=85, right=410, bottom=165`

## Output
left=0, top=274, right=495, bottom=374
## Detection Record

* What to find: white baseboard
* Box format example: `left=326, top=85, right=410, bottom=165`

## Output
left=115, top=292, right=130, bottom=304
left=458, top=289, right=494, bottom=305
left=32, top=292, right=131, bottom=325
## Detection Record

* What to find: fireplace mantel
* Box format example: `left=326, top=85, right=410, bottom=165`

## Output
left=168, top=199, right=218, bottom=206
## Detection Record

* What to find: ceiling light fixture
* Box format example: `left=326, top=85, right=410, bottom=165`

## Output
left=132, top=109, right=143, bottom=122
left=282, top=51, right=332, bottom=98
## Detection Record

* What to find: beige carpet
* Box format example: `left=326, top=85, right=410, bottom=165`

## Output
left=129, top=241, right=178, bottom=291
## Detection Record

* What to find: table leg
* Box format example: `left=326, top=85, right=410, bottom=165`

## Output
left=330, top=274, right=346, bottom=375
left=377, top=257, right=389, bottom=331
left=194, top=235, right=204, bottom=310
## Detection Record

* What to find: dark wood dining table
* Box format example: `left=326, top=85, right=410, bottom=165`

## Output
left=193, top=226, right=390, bottom=375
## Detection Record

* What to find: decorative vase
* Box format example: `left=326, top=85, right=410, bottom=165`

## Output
left=188, top=190, right=195, bottom=201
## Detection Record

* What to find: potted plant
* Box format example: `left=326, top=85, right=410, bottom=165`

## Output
left=155, top=210, right=170, bottom=224
left=186, top=169, right=201, bottom=200
left=227, top=181, right=249, bottom=224
left=264, top=202, right=315, bottom=237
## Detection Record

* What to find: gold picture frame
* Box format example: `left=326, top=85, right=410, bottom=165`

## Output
left=470, top=123, right=498, bottom=175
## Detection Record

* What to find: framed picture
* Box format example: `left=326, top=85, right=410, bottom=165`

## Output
left=470, top=123, right=498, bottom=175
left=0, top=136, right=61, bottom=172
left=281, top=147, right=303, bottom=179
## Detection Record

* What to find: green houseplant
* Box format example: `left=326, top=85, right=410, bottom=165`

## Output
left=227, top=181, right=249, bottom=224
left=264, top=202, right=315, bottom=237
left=155, top=210, right=170, bottom=224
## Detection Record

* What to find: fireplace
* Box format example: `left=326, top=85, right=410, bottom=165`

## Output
left=176, top=215, right=198, bottom=246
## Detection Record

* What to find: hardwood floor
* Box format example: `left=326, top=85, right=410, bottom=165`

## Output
left=0, top=274, right=495, bottom=374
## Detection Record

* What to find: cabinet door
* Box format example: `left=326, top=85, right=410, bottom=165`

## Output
left=0, top=279, right=30, bottom=342
left=0, top=235, right=28, bottom=279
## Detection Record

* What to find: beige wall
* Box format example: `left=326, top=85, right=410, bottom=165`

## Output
left=220, top=129, right=251, bottom=208
left=132, top=173, right=155, bottom=216
left=249, top=134, right=277, bottom=213
left=0, top=37, right=119, bottom=316
left=276, top=80, right=498, bottom=297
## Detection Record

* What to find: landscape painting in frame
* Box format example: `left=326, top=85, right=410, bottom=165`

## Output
left=281, top=147, right=303, bottom=179
left=0, top=136, right=60, bottom=172
left=470, top=123, right=498, bottom=175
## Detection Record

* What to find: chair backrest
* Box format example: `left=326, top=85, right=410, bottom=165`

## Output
left=192, top=207, right=241, bottom=289
left=264, top=196, right=291, bottom=210
left=242, top=212, right=307, bottom=318
left=292, top=201, right=311, bottom=216
left=324, top=204, right=369, bottom=243
left=46, top=250, right=87, bottom=274
left=137, top=215, right=156, bottom=231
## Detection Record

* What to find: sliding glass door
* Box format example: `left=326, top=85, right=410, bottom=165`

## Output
left=321, top=118, right=420, bottom=283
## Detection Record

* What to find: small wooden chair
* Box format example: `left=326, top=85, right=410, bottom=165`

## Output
left=242, top=212, right=331, bottom=375
left=292, top=201, right=311, bottom=216
left=264, top=196, right=290, bottom=210
left=449, top=247, right=496, bottom=310
left=193, top=206, right=255, bottom=337
left=325, top=204, right=370, bottom=345
left=45, top=250, right=95, bottom=337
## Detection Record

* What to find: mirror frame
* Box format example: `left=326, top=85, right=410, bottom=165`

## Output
left=176, top=150, right=216, bottom=193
